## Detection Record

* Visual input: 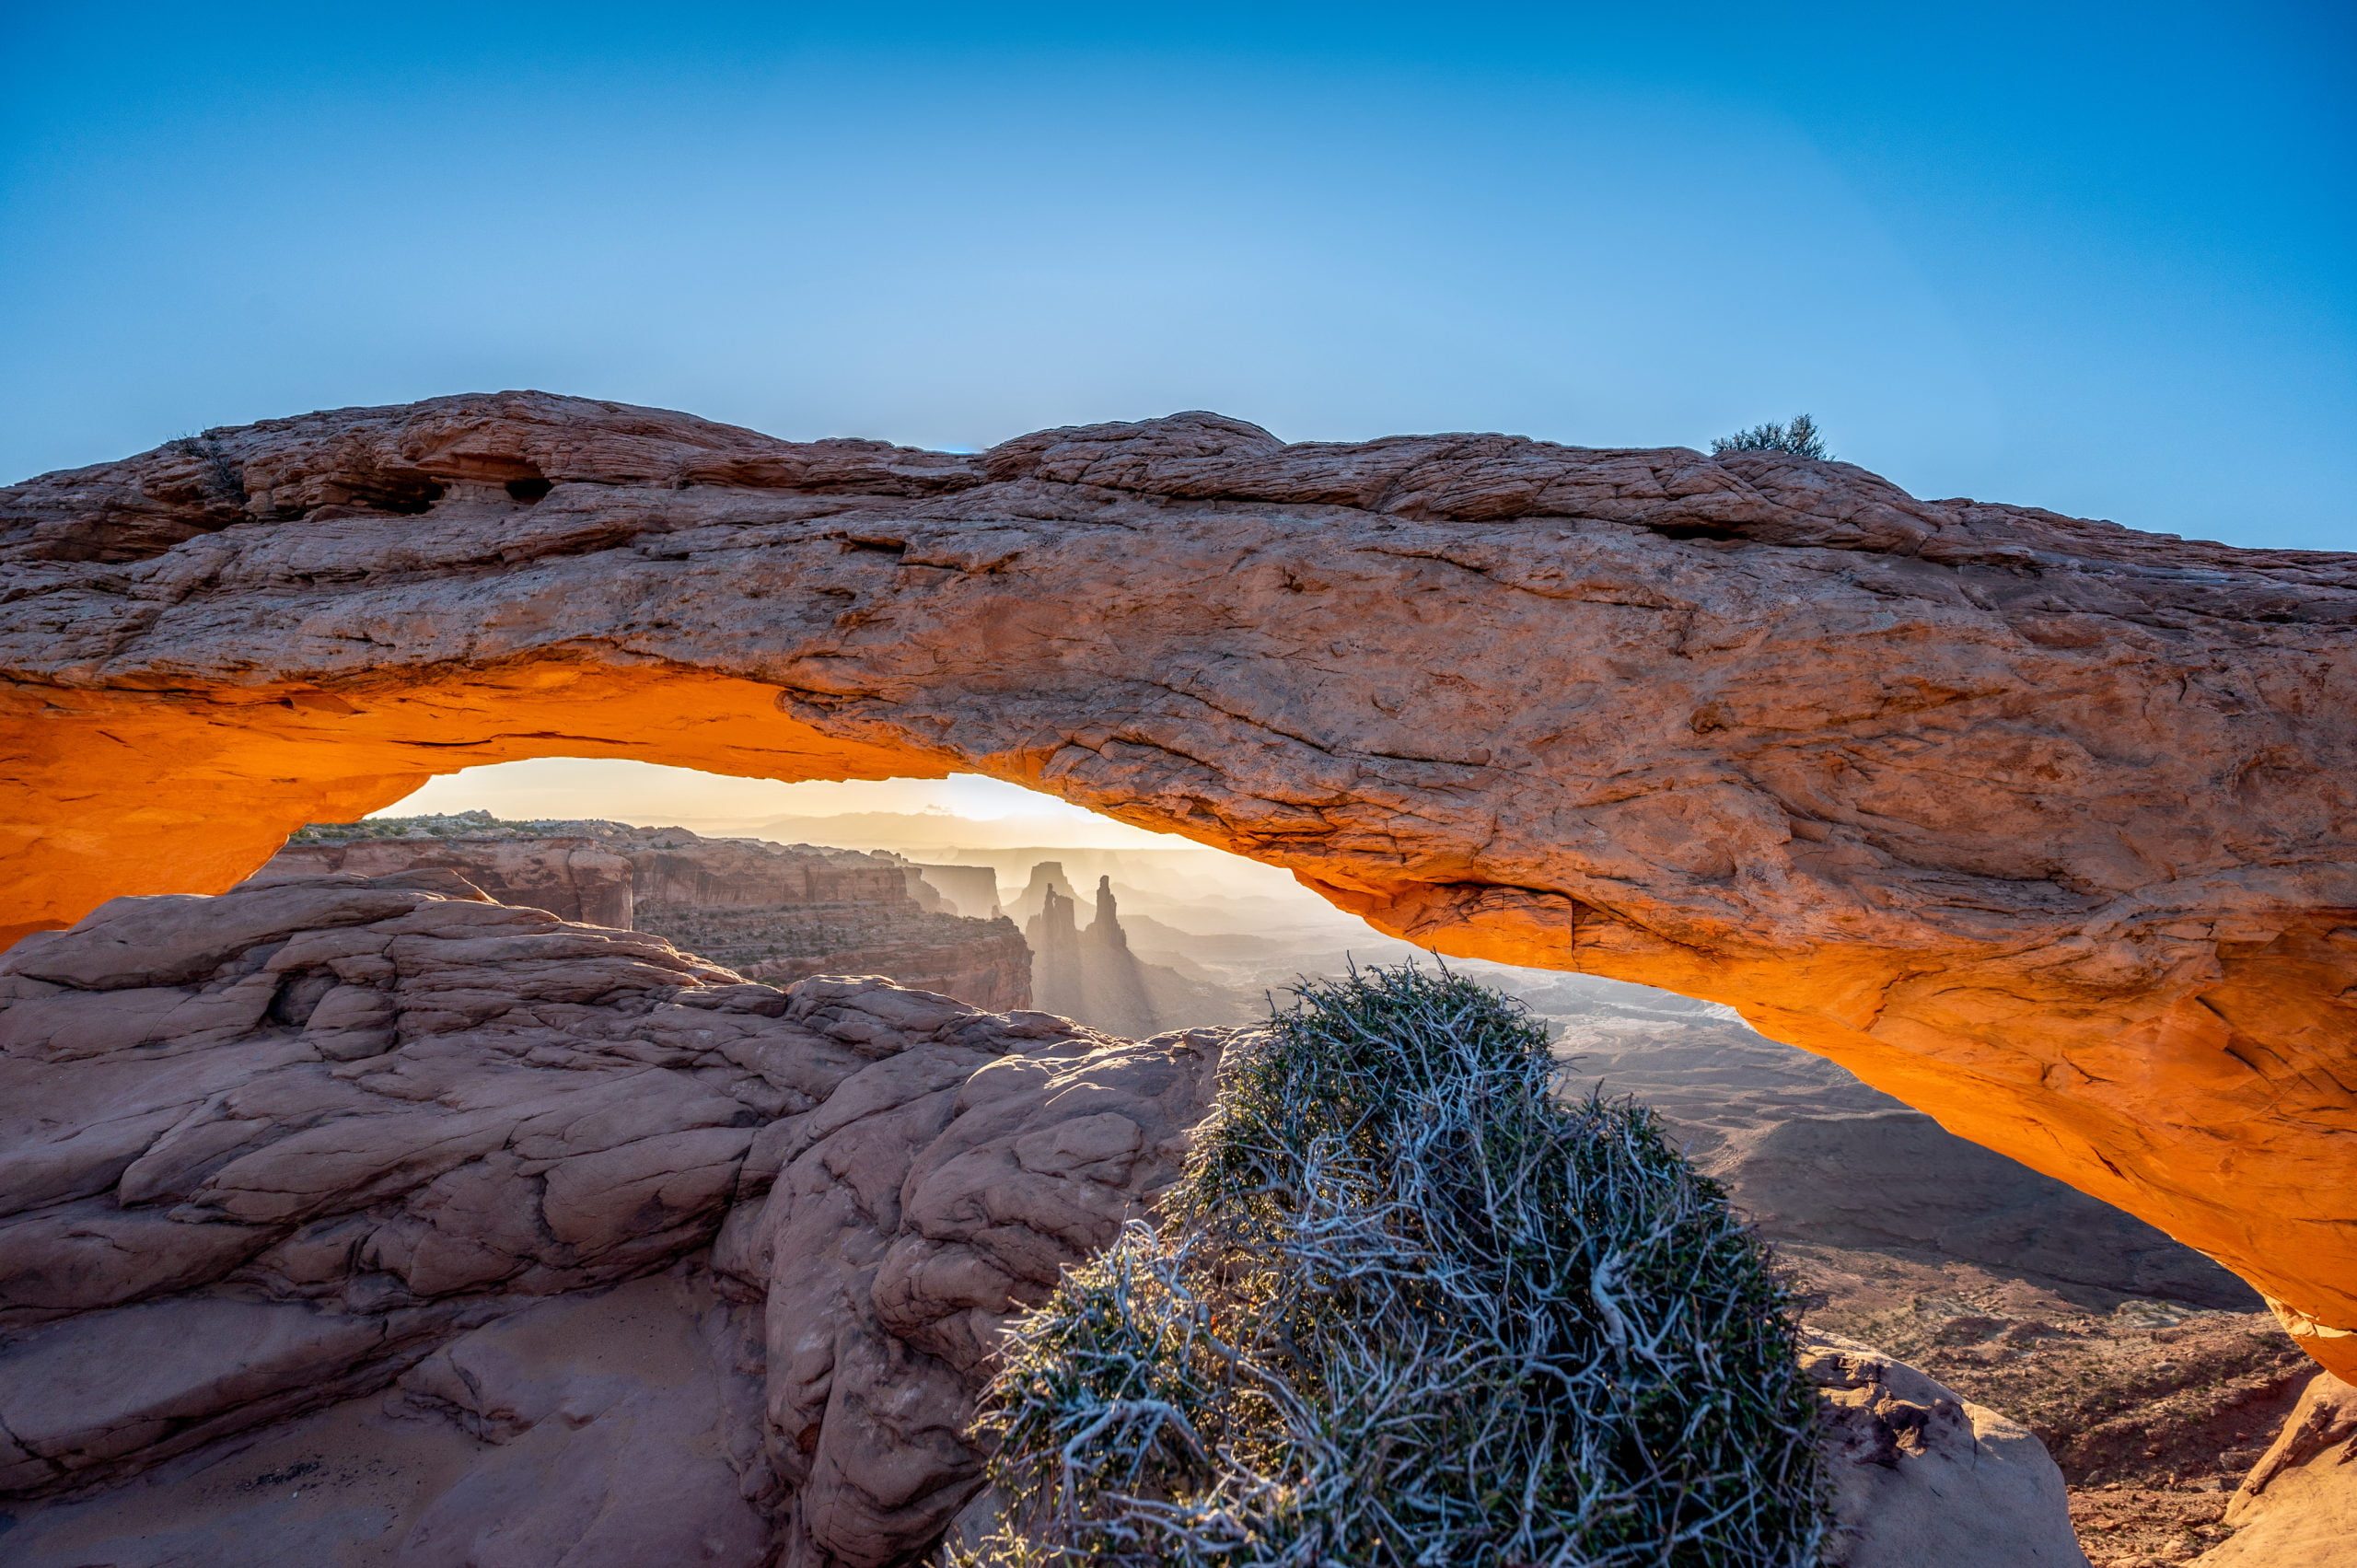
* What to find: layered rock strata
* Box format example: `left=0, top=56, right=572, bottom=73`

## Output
left=266, top=815, right=1031, bottom=1011
left=1, top=393, right=2351, bottom=1371
left=907, top=862, right=1003, bottom=920
left=0, top=877, right=2088, bottom=1565
left=0, top=874, right=1210, bottom=1564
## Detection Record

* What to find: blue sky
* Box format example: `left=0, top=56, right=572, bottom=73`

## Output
left=3, top=3, right=2351, bottom=550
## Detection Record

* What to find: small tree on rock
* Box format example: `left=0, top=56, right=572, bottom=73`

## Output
left=1713, top=412, right=1829, bottom=460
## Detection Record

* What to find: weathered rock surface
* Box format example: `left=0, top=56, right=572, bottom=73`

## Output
left=265, top=814, right=1033, bottom=1011
left=2, top=392, right=2351, bottom=1371
left=1808, top=1332, right=2090, bottom=1566
left=0, top=1269, right=776, bottom=1568
left=2192, top=1371, right=2357, bottom=1565
left=0, top=873, right=1214, bottom=1564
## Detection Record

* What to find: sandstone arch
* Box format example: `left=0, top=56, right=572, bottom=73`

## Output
left=4, top=392, right=2352, bottom=1375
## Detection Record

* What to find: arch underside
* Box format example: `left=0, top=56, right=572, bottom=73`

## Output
left=4, top=392, right=2352, bottom=1374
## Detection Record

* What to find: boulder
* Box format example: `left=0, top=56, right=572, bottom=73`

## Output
left=1808, top=1332, right=2090, bottom=1566
left=0, top=1270, right=775, bottom=1568
left=2194, top=1371, right=2357, bottom=1565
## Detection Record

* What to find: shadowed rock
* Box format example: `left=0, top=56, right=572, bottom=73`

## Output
left=2195, top=1371, right=2357, bottom=1565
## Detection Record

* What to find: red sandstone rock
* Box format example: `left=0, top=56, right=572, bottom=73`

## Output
left=2195, top=1371, right=2357, bottom=1564
left=0, top=875, right=1208, bottom=1563
left=0, top=392, right=2350, bottom=1373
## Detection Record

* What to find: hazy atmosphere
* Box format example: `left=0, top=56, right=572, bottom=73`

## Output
left=384, top=761, right=1169, bottom=846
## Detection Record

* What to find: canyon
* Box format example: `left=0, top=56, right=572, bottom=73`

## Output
left=265, top=813, right=1030, bottom=1012
left=1019, top=865, right=1237, bottom=1038
left=196, top=810, right=2357, bottom=1555
left=263, top=815, right=1207, bottom=1040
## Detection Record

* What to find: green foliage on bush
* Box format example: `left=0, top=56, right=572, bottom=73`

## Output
left=964, top=966, right=1829, bottom=1566
left=1712, top=413, right=1829, bottom=460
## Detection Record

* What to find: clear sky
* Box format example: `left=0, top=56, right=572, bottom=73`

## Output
left=4, top=3, right=2351, bottom=551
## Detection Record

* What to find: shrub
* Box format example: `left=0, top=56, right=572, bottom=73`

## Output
left=169, top=433, right=245, bottom=500
left=964, top=965, right=1828, bottom=1566
left=1711, top=413, right=1829, bottom=461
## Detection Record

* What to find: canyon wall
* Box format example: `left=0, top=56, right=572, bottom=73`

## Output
left=910, top=862, right=1003, bottom=920
left=269, top=821, right=640, bottom=926
left=1, top=392, right=2350, bottom=1374
left=263, top=816, right=1031, bottom=1012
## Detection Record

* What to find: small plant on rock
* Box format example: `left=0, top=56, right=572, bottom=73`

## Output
left=963, top=965, right=1829, bottom=1566
left=1712, top=413, right=1829, bottom=461
left=169, top=433, right=246, bottom=500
